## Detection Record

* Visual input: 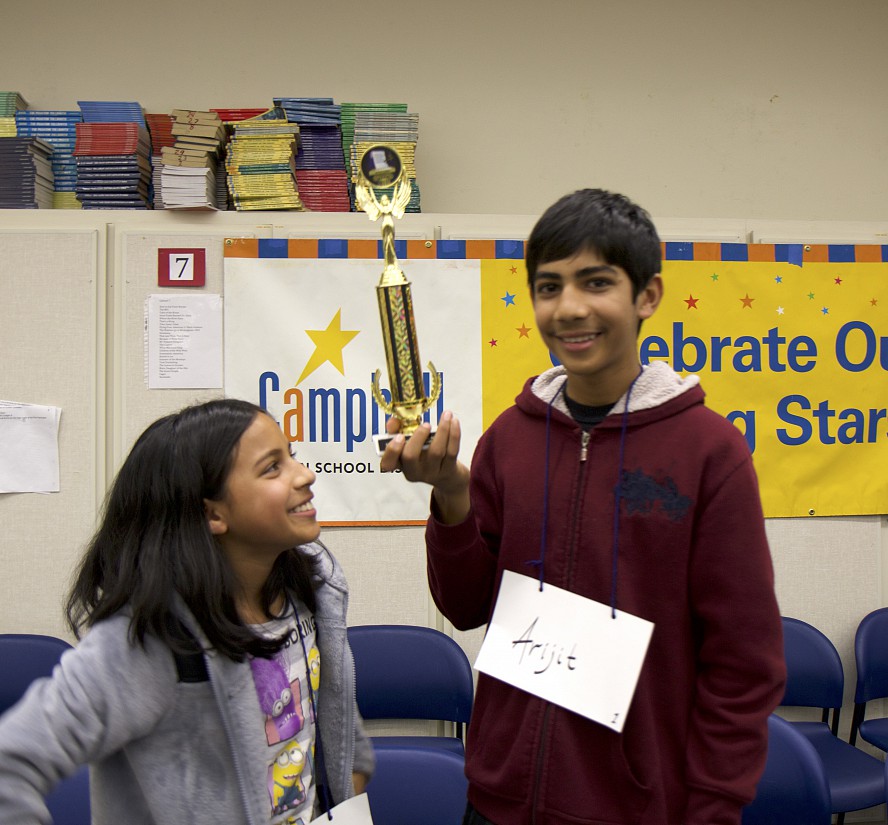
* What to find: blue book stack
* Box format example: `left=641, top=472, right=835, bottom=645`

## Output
left=15, top=111, right=83, bottom=208
left=274, top=98, right=349, bottom=212
left=77, top=100, right=146, bottom=127
left=0, top=136, right=55, bottom=208
left=75, top=101, right=151, bottom=209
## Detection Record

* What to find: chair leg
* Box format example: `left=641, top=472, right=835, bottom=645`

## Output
left=849, top=702, right=865, bottom=746
left=835, top=813, right=845, bottom=825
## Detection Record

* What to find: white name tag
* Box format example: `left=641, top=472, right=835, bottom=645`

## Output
left=309, top=792, right=374, bottom=825
left=474, top=570, right=654, bottom=732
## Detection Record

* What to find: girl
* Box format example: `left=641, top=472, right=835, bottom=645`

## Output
left=0, top=399, right=374, bottom=825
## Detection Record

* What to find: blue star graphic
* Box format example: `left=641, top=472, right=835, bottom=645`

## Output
left=775, top=276, right=783, bottom=284
left=821, top=307, right=829, bottom=315
left=501, top=291, right=516, bottom=307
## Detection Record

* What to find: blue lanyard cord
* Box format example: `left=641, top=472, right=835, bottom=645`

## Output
left=610, top=371, right=640, bottom=619
left=286, top=595, right=335, bottom=819
left=528, top=381, right=565, bottom=591
left=529, top=371, right=639, bottom=616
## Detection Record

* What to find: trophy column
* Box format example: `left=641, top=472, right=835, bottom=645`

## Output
left=354, top=144, right=440, bottom=453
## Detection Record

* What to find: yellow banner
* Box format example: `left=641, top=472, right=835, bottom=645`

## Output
left=481, top=257, right=888, bottom=518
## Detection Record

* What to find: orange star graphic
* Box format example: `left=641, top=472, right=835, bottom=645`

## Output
left=685, top=294, right=699, bottom=309
left=516, top=323, right=531, bottom=338
left=510, top=266, right=518, bottom=275
left=871, top=298, right=878, bottom=306
left=740, top=294, right=755, bottom=308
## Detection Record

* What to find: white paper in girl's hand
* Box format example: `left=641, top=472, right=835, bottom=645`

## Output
left=309, top=792, right=374, bottom=825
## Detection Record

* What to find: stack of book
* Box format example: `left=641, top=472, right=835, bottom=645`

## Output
left=73, top=122, right=152, bottom=209
left=157, top=109, right=228, bottom=210
left=350, top=108, right=421, bottom=212
left=78, top=100, right=146, bottom=127
left=226, top=109, right=302, bottom=211
left=145, top=113, right=175, bottom=209
left=0, top=137, right=55, bottom=208
left=211, top=108, right=269, bottom=123
left=210, top=109, right=269, bottom=210
left=146, top=113, right=176, bottom=154
left=340, top=102, right=408, bottom=179
left=0, top=92, right=28, bottom=137
left=14, top=110, right=82, bottom=208
left=273, top=97, right=341, bottom=126
left=275, top=97, right=350, bottom=212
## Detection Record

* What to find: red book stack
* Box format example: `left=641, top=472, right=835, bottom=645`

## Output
left=73, top=123, right=152, bottom=209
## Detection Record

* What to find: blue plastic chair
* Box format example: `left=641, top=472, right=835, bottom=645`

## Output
left=348, top=624, right=474, bottom=755
left=780, top=617, right=886, bottom=825
left=0, top=633, right=74, bottom=714
left=0, top=634, right=91, bottom=825
left=741, top=714, right=831, bottom=825
left=367, top=746, right=467, bottom=825
left=850, top=607, right=888, bottom=751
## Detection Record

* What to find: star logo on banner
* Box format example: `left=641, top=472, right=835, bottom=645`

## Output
left=510, top=266, right=518, bottom=275
left=502, top=291, right=516, bottom=307
left=775, top=276, right=783, bottom=284
left=489, top=338, right=498, bottom=347
left=821, top=307, right=830, bottom=315
left=872, top=298, right=879, bottom=306
left=296, top=309, right=360, bottom=385
left=711, top=273, right=719, bottom=282
left=835, top=276, right=843, bottom=285
left=517, top=323, right=531, bottom=339
left=740, top=294, right=755, bottom=308
left=685, top=294, right=699, bottom=309
left=776, top=306, right=785, bottom=315
left=808, top=292, right=815, bottom=300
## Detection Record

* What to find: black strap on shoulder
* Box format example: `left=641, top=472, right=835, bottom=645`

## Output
left=164, top=615, right=209, bottom=683
left=172, top=646, right=209, bottom=683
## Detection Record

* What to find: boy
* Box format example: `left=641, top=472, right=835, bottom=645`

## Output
left=381, top=189, right=785, bottom=825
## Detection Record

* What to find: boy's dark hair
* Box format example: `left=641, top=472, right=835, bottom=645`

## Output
left=525, top=188, right=662, bottom=297
left=66, top=398, right=317, bottom=662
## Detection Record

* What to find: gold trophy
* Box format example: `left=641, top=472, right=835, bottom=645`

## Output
left=354, top=144, right=440, bottom=454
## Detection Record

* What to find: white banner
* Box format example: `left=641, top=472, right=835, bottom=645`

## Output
left=224, top=257, right=482, bottom=523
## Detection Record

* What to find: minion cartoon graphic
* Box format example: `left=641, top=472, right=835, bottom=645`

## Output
left=269, top=741, right=307, bottom=815
left=308, top=646, right=320, bottom=693
left=250, top=653, right=305, bottom=745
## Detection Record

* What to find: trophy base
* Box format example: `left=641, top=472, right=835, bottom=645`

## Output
left=373, top=428, right=436, bottom=457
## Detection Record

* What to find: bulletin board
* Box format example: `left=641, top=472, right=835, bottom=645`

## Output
left=0, top=230, right=103, bottom=635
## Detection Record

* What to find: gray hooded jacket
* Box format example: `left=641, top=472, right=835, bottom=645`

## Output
left=0, top=541, right=374, bottom=825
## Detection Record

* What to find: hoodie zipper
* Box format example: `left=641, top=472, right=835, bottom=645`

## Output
left=532, top=428, right=589, bottom=823
left=205, top=652, right=259, bottom=825
left=530, top=704, right=552, bottom=825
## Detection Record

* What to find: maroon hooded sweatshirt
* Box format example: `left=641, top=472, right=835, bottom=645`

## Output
left=426, top=362, right=785, bottom=825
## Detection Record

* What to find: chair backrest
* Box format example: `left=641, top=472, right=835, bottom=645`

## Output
left=854, top=607, right=888, bottom=704
left=0, top=633, right=73, bottom=714
left=347, top=624, right=473, bottom=724
left=46, top=766, right=91, bottom=825
left=741, top=714, right=832, bottom=825
left=0, top=634, right=90, bottom=825
left=367, top=746, right=468, bottom=825
left=781, top=617, right=845, bottom=711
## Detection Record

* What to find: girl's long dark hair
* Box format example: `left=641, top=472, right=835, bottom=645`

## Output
left=66, top=399, right=317, bottom=662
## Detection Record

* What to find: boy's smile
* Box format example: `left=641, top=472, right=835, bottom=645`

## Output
left=531, top=248, right=662, bottom=406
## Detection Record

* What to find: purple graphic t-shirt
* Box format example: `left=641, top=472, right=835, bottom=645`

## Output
left=249, top=605, right=320, bottom=825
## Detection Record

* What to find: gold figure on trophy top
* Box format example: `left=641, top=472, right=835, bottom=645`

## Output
left=355, top=144, right=440, bottom=452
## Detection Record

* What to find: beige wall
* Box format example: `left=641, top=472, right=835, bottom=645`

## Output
left=0, top=0, right=885, bottom=220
